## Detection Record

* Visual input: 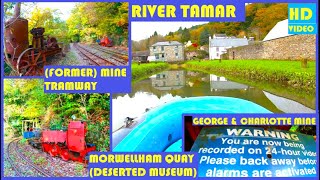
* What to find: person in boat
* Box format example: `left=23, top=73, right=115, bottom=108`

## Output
left=124, top=117, right=134, bottom=127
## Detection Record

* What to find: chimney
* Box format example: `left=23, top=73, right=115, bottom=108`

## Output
left=13, top=2, right=21, bottom=18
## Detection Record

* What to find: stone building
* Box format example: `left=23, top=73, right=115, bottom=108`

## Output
left=132, top=50, right=149, bottom=62
left=149, top=41, right=184, bottom=62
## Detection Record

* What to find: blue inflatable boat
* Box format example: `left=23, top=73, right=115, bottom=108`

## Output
left=112, top=96, right=271, bottom=152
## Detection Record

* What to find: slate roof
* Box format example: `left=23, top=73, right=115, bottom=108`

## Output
left=132, top=50, right=149, bottom=57
left=214, top=34, right=227, bottom=37
left=210, top=38, right=249, bottom=47
left=263, top=19, right=293, bottom=41
left=151, top=41, right=182, bottom=47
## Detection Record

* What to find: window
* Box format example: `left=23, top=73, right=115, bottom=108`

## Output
left=161, top=46, right=164, bottom=51
left=161, top=54, right=165, bottom=58
left=216, top=47, right=219, bottom=51
left=155, top=55, right=159, bottom=59
left=216, top=53, right=219, bottom=57
left=175, top=53, right=179, bottom=58
left=175, top=46, right=179, bottom=52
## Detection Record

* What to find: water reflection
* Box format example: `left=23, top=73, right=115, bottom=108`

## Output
left=209, top=75, right=248, bottom=92
left=151, top=70, right=185, bottom=90
left=112, top=70, right=315, bottom=131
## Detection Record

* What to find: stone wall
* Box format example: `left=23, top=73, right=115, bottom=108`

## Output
left=226, top=35, right=316, bottom=60
left=165, top=45, right=184, bottom=62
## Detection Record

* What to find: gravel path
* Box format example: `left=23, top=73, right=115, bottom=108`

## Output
left=47, top=43, right=87, bottom=66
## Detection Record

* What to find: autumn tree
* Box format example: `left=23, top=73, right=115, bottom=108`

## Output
left=199, top=28, right=210, bottom=45
left=67, top=2, right=128, bottom=46
left=133, top=3, right=288, bottom=49
left=181, top=28, right=191, bottom=43
left=28, top=6, right=68, bottom=43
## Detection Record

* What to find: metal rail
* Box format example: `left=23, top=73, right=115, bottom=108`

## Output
left=80, top=43, right=127, bottom=65
left=6, top=140, right=23, bottom=176
left=89, top=45, right=128, bottom=65
left=12, top=139, right=54, bottom=177
left=74, top=43, right=116, bottom=66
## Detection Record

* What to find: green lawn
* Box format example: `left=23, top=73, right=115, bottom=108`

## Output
left=185, top=60, right=316, bottom=93
left=131, top=62, right=169, bottom=82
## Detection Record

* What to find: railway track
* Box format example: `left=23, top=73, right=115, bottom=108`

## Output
left=6, top=140, right=23, bottom=176
left=89, top=44, right=128, bottom=65
left=74, top=43, right=115, bottom=66
left=34, top=147, right=87, bottom=173
left=91, top=44, right=127, bottom=56
left=74, top=43, right=127, bottom=66
left=6, top=139, right=54, bottom=177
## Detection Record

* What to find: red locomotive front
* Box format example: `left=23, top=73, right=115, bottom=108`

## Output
left=41, top=121, right=96, bottom=162
left=99, top=37, right=113, bottom=47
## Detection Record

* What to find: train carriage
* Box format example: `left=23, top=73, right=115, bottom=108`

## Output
left=25, top=121, right=96, bottom=163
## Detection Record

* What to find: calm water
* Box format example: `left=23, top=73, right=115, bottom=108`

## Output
left=112, top=69, right=315, bottom=131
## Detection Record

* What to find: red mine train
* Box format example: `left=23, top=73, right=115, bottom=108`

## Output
left=27, top=121, right=96, bottom=163
left=97, top=37, right=113, bottom=47
left=4, top=3, right=62, bottom=76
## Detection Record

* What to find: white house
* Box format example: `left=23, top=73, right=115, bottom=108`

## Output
left=209, top=34, right=249, bottom=59
left=263, top=19, right=293, bottom=41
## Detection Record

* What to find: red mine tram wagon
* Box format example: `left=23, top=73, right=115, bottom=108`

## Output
left=99, top=37, right=113, bottom=47
left=41, top=121, right=95, bottom=162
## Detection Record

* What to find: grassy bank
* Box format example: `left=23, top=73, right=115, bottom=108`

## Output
left=185, top=60, right=316, bottom=93
left=132, top=62, right=169, bottom=82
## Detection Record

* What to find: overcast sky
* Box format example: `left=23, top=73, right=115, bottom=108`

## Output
left=131, top=22, right=208, bottom=41
left=21, top=2, right=77, bottom=21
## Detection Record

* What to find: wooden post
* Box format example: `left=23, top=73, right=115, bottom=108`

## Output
left=301, top=58, right=308, bottom=68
